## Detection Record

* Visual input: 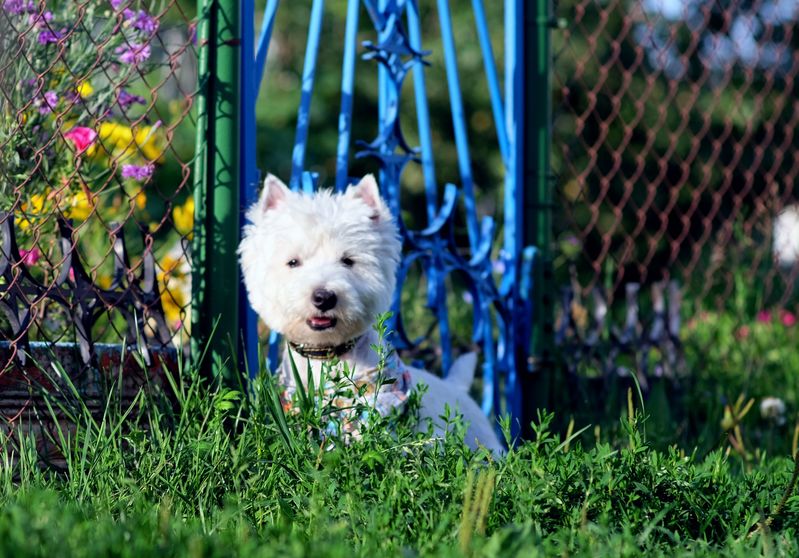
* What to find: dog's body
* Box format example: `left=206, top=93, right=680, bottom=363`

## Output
left=239, top=174, right=503, bottom=453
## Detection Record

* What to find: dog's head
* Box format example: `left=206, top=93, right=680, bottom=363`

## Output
left=238, top=174, right=401, bottom=346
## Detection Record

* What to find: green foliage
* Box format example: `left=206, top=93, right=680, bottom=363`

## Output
left=0, top=349, right=798, bottom=557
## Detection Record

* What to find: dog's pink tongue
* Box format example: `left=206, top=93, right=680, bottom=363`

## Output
left=310, top=317, right=333, bottom=327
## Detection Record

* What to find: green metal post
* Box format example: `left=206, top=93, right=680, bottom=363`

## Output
left=192, top=0, right=241, bottom=379
left=520, top=0, right=555, bottom=431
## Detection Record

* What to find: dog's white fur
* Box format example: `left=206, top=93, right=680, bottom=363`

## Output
left=239, top=174, right=503, bottom=453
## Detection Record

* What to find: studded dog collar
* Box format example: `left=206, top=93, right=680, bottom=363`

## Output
left=287, top=336, right=360, bottom=360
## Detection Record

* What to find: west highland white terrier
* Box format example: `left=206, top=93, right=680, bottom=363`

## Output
left=238, top=174, right=504, bottom=453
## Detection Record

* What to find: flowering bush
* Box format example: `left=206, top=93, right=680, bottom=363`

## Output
left=1, top=0, right=163, bottom=205
left=0, top=0, right=193, bottom=343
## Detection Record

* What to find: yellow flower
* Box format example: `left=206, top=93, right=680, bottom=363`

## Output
left=90, top=121, right=163, bottom=162
left=157, top=248, right=191, bottom=332
left=172, top=197, right=194, bottom=238
left=61, top=190, right=94, bottom=221
left=90, top=122, right=131, bottom=157
left=76, top=81, right=94, bottom=98
left=133, top=190, right=147, bottom=210
left=134, top=125, right=163, bottom=161
left=16, top=193, right=49, bottom=230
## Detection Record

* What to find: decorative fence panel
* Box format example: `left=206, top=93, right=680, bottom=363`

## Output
left=0, top=0, right=197, bottom=459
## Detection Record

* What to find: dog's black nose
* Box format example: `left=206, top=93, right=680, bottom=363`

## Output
left=312, top=289, right=337, bottom=311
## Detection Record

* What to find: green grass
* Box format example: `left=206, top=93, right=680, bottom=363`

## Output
left=1, top=344, right=798, bottom=558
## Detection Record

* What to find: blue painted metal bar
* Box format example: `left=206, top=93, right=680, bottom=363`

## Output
left=504, top=0, right=521, bottom=285
left=480, top=298, right=495, bottom=415
left=405, top=1, right=437, bottom=219
left=376, top=0, right=391, bottom=197
left=503, top=0, right=523, bottom=438
left=254, top=0, right=280, bottom=95
left=406, top=2, right=443, bottom=316
left=436, top=0, right=479, bottom=247
left=290, top=0, right=325, bottom=189
left=471, top=0, right=509, bottom=166
left=239, top=0, right=259, bottom=376
left=302, top=171, right=318, bottom=194
left=266, top=329, right=280, bottom=373
left=335, top=0, right=361, bottom=192
left=361, top=0, right=386, bottom=30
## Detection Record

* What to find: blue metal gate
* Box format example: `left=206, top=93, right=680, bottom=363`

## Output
left=234, top=0, right=552, bottom=435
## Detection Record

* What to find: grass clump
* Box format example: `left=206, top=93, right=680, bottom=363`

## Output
left=0, top=352, right=797, bottom=557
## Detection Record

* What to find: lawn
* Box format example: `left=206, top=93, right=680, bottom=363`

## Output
left=2, top=316, right=798, bottom=558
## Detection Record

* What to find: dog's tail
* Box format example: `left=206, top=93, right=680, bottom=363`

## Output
left=447, top=352, right=478, bottom=391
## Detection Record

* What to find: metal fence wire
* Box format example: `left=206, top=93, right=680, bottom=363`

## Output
left=0, top=0, right=196, bottom=412
left=553, top=0, right=799, bottom=380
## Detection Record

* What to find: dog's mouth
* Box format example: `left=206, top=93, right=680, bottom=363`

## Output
left=307, top=316, right=337, bottom=331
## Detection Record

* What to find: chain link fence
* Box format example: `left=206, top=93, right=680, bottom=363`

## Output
left=0, top=0, right=196, bottom=460
left=552, top=0, right=799, bottom=425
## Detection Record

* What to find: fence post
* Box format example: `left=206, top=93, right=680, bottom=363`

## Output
left=239, top=0, right=260, bottom=378
left=518, top=0, right=555, bottom=434
left=192, top=0, right=242, bottom=379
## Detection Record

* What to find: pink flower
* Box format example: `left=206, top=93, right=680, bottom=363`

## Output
left=735, top=325, right=750, bottom=340
left=780, top=310, right=796, bottom=327
left=19, top=248, right=40, bottom=266
left=756, top=310, right=772, bottom=324
left=63, top=127, right=96, bottom=153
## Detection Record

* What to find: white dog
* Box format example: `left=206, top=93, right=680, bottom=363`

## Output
left=238, top=174, right=503, bottom=453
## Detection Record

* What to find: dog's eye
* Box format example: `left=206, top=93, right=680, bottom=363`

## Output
left=287, top=258, right=301, bottom=268
left=341, top=257, right=355, bottom=268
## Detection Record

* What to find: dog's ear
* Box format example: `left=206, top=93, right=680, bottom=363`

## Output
left=346, top=174, right=389, bottom=221
left=258, top=174, right=290, bottom=213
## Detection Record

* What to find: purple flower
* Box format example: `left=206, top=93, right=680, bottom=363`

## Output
left=115, top=42, right=151, bottom=65
left=63, top=91, right=81, bottom=106
left=3, top=0, right=23, bottom=14
left=28, top=10, right=52, bottom=27
left=188, top=22, right=197, bottom=46
left=117, top=90, right=146, bottom=109
left=36, top=90, right=58, bottom=114
left=121, top=163, right=154, bottom=181
left=121, top=8, right=158, bottom=34
left=110, top=0, right=125, bottom=9
left=3, top=0, right=29, bottom=14
left=131, top=10, right=158, bottom=34
left=37, top=28, right=62, bottom=44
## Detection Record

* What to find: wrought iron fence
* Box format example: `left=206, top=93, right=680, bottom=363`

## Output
left=0, top=0, right=197, bottom=453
